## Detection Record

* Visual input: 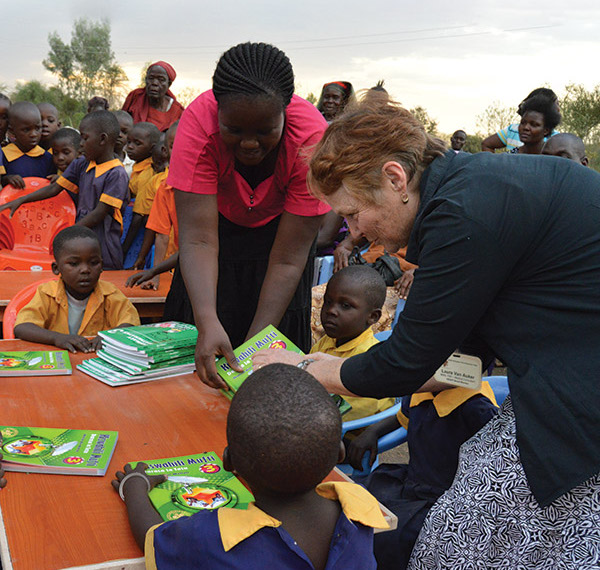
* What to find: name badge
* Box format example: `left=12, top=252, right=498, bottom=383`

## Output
left=434, top=353, right=482, bottom=390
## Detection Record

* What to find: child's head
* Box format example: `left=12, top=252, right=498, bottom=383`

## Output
left=542, top=133, right=588, bottom=166
left=165, top=120, right=178, bottom=155
left=450, top=130, right=467, bottom=151
left=0, top=94, right=11, bottom=141
left=321, top=266, right=386, bottom=345
left=517, top=95, right=561, bottom=147
left=225, top=363, right=343, bottom=495
left=78, top=111, right=120, bottom=162
left=37, top=103, right=61, bottom=149
left=112, top=110, right=134, bottom=155
left=52, top=226, right=103, bottom=300
left=87, top=96, right=109, bottom=114
left=7, top=102, right=42, bottom=153
left=51, top=128, right=81, bottom=172
left=151, top=132, right=169, bottom=172
left=126, top=122, right=160, bottom=163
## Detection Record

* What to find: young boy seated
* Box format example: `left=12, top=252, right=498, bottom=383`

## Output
left=542, top=132, right=588, bottom=166
left=348, top=381, right=499, bottom=570
left=0, top=93, right=11, bottom=146
left=38, top=103, right=61, bottom=151
left=0, top=101, right=56, bottom=188
left=121, top=122, right=160, bottom=256
left=112, top=363, right=388, bottom=568
left=112, top=110, right=134, bottom=175
left=312, top=266, right=395, bottom=422
left=14, top=226, right=140, bottom=353
left=50, top=128, right=80, bottom=175
left=0, top=111, right=130, bottom=269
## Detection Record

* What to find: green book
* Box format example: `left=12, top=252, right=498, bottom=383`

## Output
left=0, top=351, right=72, bottom=376
left=0, top=426, right=118, bottom=476
left=129, top=452, right=254, bottom=521
left=98, top=322, right=198, bottom=356
left=216, top=325, right=352, bottom=415
left=97, top=349, right=195, bottom=374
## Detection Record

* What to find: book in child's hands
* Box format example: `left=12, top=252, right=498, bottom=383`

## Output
left=0, top=426, right=118, bottom=475
left=129, top=452, right=254, bottom=521
left=215, top=325, right=352, bottom=415
left=0, top=351, right=72, bottom=376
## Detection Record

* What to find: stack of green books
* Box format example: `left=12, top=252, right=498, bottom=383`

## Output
left=216, top=325, right=352, bottom=415
left=78, top=322, right=198, bottom=387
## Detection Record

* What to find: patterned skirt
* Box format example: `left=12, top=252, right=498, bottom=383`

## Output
left=409, top=397, right=600, bottom=570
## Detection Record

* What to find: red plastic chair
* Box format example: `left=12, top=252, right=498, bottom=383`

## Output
left=2, top=278, right=57, bottom=339
left=0, top=177, right=76, bottom=270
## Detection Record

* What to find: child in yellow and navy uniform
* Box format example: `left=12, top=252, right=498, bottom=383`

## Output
left=38, top=102, right=61, bottom=151
left=50, top=128, right=80, bottom=176
left=113, top=363, right=388, bottom=569
left=0, top=101, right=55, bottom=188
left=312, top=265, right=395, bottom=422
left=0, top=111, right=129, bottom=269
left=348, top=382, right=499, bottom=570
left=14, top=226, right=139, bottom=353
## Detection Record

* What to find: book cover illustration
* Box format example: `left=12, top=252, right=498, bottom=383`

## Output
left=0, top=351, right=72, bottom=376
left=130, top=452, right=254, bottom=521
left=216, top=325, right=352, bottom=415
left=0, top=426, right=118, bottom=475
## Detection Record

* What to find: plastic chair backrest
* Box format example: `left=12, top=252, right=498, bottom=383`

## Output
left=0, top=177, right=76, bottom=270
left=487, top=375, right=509, bottom=406
left=2, top=278, right=56, bottom=339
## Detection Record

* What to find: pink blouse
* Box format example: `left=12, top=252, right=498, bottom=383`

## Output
left=167, top=90, right=330, bottom=228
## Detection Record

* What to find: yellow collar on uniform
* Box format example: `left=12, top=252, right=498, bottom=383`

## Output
left=410, top=381, right=498, bottom=417
left=85, top=158, right=123, bottom=178
left=132, top=156, right=153, bottom=173
left=218, top=481, right=388, bottom=552
left=316, top=328, right=377, bottom=356
left=3, top=143, right=45, bottom=162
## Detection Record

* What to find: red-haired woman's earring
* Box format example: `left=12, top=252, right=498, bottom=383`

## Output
left=401, top=193, right=409, bottom=204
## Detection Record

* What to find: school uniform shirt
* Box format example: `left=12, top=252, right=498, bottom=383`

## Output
left=129, top=156, right=154, bottom=198
left=57, top=156, right=129, bottom=270
left=145, top=482, right=388, bottom=570
left=14, top=278, right=140, bottom=335
left=0, top=143, right=56, bottom=179
left=311, top=328, right=395, bottom=422
left=341, top=150, right=600, bottom=507
left=147, top=177, right=178, bottom=256
left=134, top=167, right=167, bottom=216
left=168, top=90, right=330, bottom=228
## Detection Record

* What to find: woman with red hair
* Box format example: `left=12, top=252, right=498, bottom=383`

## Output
left=122, top=61, right=184, bottom=131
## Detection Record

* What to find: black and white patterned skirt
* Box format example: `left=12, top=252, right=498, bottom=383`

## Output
left=409, top=397, right=600, bottom=569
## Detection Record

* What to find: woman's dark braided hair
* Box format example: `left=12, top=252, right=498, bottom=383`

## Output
left=212, top=42, right=295, bottom=108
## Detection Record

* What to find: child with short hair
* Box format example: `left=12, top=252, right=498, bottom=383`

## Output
left=348, top=381, right=499, bottom=570
left=312, top=266, right=395, bottom=422
left=112, top=363, right=388, bottom=568
left=0, top=101, right=56, bottom=188
left=38, top=102, right=61, bottom=151
left=121, top=122, right=160, bottom=256
left=50, top=128, right=80, bottom=175
left=14, top=226, right=140, bottom=353
left=0, top=93, right=11, bottom=146
left=0, top=111, right=130, bottom=269
left=112, top=110, right=134, bottom=175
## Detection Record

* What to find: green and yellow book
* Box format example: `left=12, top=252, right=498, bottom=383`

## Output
left=216, top=325, right=352, bottom=415
left=0, top=425, right=118, bottom=475
left=0, top=350, right=72, bottom=376
left=129, top=452, right=254, bottom=521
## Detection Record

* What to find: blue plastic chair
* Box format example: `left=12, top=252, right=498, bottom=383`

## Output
left=316, top=255, right=334, bottom=285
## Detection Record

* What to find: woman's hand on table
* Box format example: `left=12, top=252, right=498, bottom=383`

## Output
left=195, top=318, right=243, bottom=390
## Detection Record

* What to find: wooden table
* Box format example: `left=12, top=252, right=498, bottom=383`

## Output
left=0, top=270, right=173, bottom=322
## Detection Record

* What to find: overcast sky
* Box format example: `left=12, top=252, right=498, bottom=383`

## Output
left=2, top=0, right=599, bottom=134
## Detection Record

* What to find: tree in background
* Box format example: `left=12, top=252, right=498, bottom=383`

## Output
left=476, top=101, right=517, bottom=137
left=410, top=106, right=438, bottom=135
left=559, top=84, right=600, bottom=143
left=306, top=92, right=317, bottom=105
left=43, top=18, right=128, bottom=109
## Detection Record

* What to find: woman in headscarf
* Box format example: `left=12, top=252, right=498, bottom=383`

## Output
left=316, top=81, right=355, bottom=122
left=122, top=61, right=184, bottom=131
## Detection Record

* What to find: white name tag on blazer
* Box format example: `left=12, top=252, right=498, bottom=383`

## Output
left=434, top=353, right=482, bottom=389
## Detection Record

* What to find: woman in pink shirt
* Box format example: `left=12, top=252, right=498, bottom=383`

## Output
left=167, top=42, right=330, bottom=386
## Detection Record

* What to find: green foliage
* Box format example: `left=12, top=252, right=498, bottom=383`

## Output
left=463, top=134, right=483, bottom=154
left=305, top=92, right=317, bottom=105
left=43, top=18, right=128, bottom=109
left=476, top=101, right=517, bottom=136
left=410, top=106, right=438, bottom=135
left=11, top=80, right=84, bottom=127
left=559, top=84, right=600, bottom=144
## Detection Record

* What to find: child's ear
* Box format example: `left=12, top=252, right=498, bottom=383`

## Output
left=367, top=308, right=382, bottom=326
left=338, top=441, right=346, bottom=463
left=223, top=447, right=234, bottom=472
left=51, top=261, right=60, bottom=276
left=98, top=132, right=108, bottom=146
